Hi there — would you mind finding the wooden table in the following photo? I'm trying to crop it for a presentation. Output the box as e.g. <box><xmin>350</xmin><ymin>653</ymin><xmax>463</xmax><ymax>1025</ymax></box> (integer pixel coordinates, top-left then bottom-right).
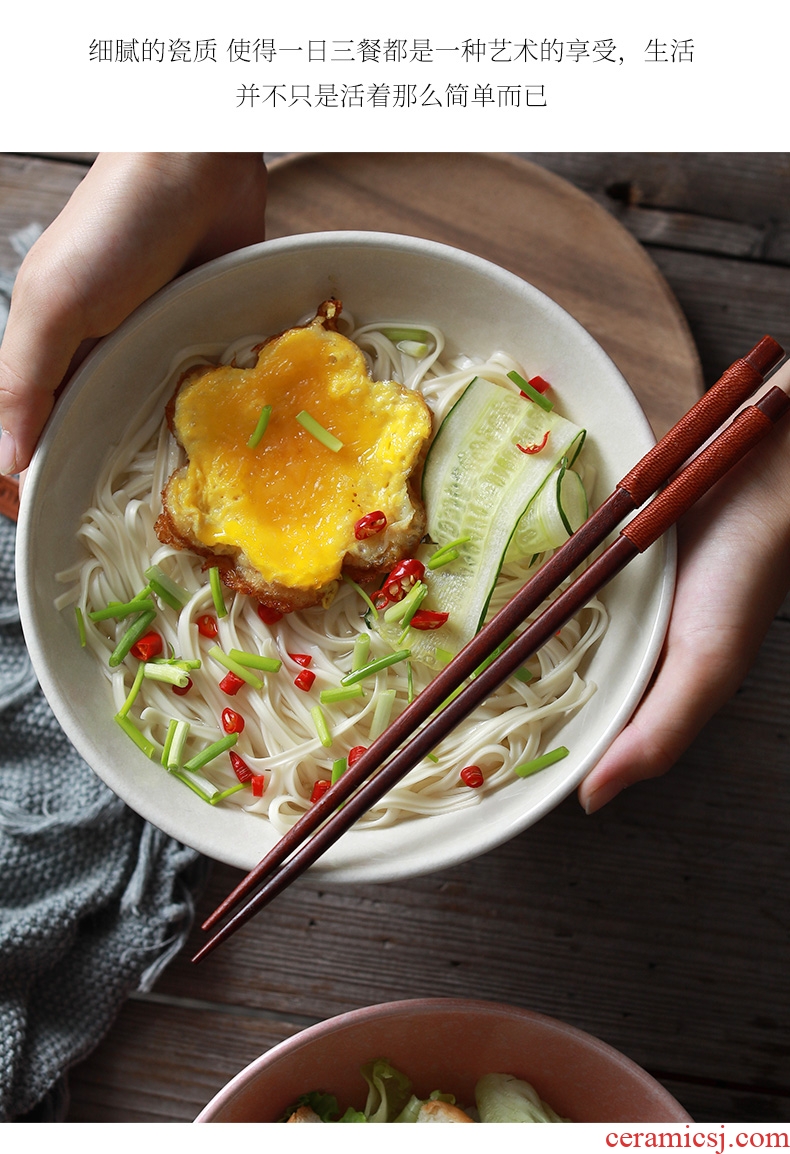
<box><xmin>2</xmin><ymin>152</ymin><xmax>790</xmax><ymax>1124</ymax></box>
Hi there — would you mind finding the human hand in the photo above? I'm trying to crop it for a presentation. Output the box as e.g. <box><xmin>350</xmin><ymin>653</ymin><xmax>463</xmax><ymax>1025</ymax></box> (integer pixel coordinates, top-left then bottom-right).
<box><xmin>0</xmin><ymin>152</ymin><xmax>268</xmax><ymax>476</ymax></box>
<box><xmin>579</xmin><ymin>363</ymin><xmax>790</xmax><ymax>814</ymax></box>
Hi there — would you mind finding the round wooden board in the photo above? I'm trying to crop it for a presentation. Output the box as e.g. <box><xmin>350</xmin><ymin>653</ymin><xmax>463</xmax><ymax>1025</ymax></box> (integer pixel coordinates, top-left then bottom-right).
<box><xmin>266</xmin><ymin>152</ymin><xmax>703</xmax><ymax>438</ymax></box>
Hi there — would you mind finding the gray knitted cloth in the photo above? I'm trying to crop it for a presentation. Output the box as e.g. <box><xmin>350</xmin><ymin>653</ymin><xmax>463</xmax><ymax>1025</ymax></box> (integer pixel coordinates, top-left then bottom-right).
<box><xmin>0</xmin><ymin>241</ymin><xmax>209</xmax><ymax>1122</ymax></box>
<box><xmin>0</xmin><ymin>515</ymin><xmax>209</xmax><ymax>1122</ymax></box>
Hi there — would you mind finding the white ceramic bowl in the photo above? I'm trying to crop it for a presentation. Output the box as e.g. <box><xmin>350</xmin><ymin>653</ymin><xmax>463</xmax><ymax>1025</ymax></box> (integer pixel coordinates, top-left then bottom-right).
<box><xmin>16</xmin><ymin>232</ymin><xmax>674</xmax><ymax>883</ymax></box>
<box><xmin>194</xmin><ymin>998</ymin><xmax>692</xmax><ymax>1122</ymax></box>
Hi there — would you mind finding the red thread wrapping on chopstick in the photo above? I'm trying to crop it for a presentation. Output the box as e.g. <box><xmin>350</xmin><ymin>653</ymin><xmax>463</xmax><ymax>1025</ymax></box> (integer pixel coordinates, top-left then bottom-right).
<box><xmin>623</xmin><ymin>406</ymin><xmax>774</xmax><ymax>553</ymax></box>
<box><xmin>619</xmin><ymin>335</ymin><xmax>783</xmax><ymax>506</ymax></box>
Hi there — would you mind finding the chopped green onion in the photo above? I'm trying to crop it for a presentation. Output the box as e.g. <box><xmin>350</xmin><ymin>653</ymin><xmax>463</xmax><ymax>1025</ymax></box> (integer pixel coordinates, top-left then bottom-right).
<box><xmin>513</xmin><ymin>746</ymin><xmax>569</xmax><ymax>778</ymax></box>
<box><xmin>400</xmin><ymin>589</ymin><xmax>429</xmax><ymax>635</ymax></box>
<box><xmin>89</xmin><ymin>595</ymin><xmax>155</xmax><ymax>622</ymax></box>
<box><xmin>426</xmin><ymin>752</ymin><xmax>440</xmax><ymax>764</ymax></box>
<box><xmin>369</xmin><ymin>688</ymin><xmax>396</xmax><ymax>740</ymax></box>
<box><xmin>143</xmin><ymin>662</ymin><xmax>190</xmax><ymax>688</ymax></box>
<box><xmin>381</xmin><ymin>326</ymin><xmax>431</xmax><ymax>344</ymax></box>
<box><xmin>311</xmin><ymin>704</ymin><xmax>333</xmax><ymax>748</ymax></box>
<box><xmin>75</xmin><ymin>606</ymin><xmax>87</xmax><ymax>647</ymax></box>
<box><xmin>407</xmin><ymin>662</ymin><xmax>415</xmax><ymax>704</ymax></box>
<box><xmin>434</xmin><ymin>647</ymin><xmax>454</xmax><ymax>668</ymax></box>
<box><xmin>118</xmin><ymin>660</ymin><xmax>146</xmax><ymax>718</ymax></box>
<box><xmin>161</xmin><ymin>719</ymin><xmax>178</xmax><ymax>767</ymax></box>
<box><xmin>183</xmin><ymin>732</ymin><xmax>238</xmax><ymax>773</ymax></box>
<box><xmin>208</xmin><ymin>646</ymin><xmax>263</xmax><ymax>690</ymax></box>
<box><xmin>396</xmin><ymin>339</ymin><xmax>429</xmax><ymax>358</ymax></box>
<box><xmin>166</xmin><ymin>719</ymin><xmax>191</xmax><ymax>770</ymax></box>
<box><xmin>427</xmin><ymin>535</ymin><xmax>470</xmax><ymax>570</ymax></box>
<box><xmin>331</xmin><ymin>757</ymin><xmax>347</xmax><ymax>784</ymax></box>
<box><xmin>109</xmin><ymin>609</ymin><xmax>158</xmax><ymax>667</ymax></box>
<box><xmin>427</xmin><ymin>547</ymin><xmax>459</xmax><ymax>570</ymax></box>
<box><xmin>209</xmin><ymin>566</ymin><xmax>227</xmax><ymax>618</ymax></box>
<box><xmin>296</xmin><ymin>409</ymin><xmax>343</xmax><ymax>452</ymax></box>
<box><xmin>151</xmin><ymin>656</ymin><xmax>201</xmax><ymax>671</ymax></box>
<box><xmin>384</xmin><ymin>581</ymin><xmax>426</xmax><ymax>624</ymax></box>
<box><xmin>114</xmin><ymin>712</ymin><xmax>156</xmax><ymax>759</ymax></box>
<box><xmin>210</xmin><ymin>782</ymin><xmax>248</xmax><ymax>805</ymax></box>
<box><xmin>342</xmin><ymin>574</ymin><xmax>379</xmax><ymax>617</ymax></box>
<box><xmin>438</xmin><ymin>534</ymin><xmax>470</xmax><ymax>552</ymax></box>
<box><xmin>320</xmin><ymin>684</ymin><xmax>366</xmax><ymax>705</ymax></box>
<box><xmin>227</xmin><ymin>648</ymin><xmax>282</xmax><ymax>673</ymax></box>
<box><xmin>170</xmin><ymin>769</ymin><xmax>214</xmax><ymax>802</ymax></box>
<box><xmin>507</xmin><ymin>369</ymin><xmax>553</xmax><ymax>411</ymax></box>
<box><xmin>513</xmin><ymin>668</ymin><xmax>533</xmax><ymax>684</ymax></box>
<box><xmin>340</xmin><ymin>649</ymin><xmax>411</xmax><ymax>686</ymax></box>
<box><xmin>247</xmin><ymin>403</ymin><xmax>272</xmax><ymax>449</ymax></box>
<box><xmin>144</xmin><ymin>564</ymin><xmax>189</xmax><ymax>610</ymax></box>
<box><xmin>351</xmin><ymin>632</ymin><xmax>371</xmax><ymax>671</ymax></box>
<box><xmin>384</xmin><ymin>581</ymin><xmax>426</xmax><ymax>628</ymax></box>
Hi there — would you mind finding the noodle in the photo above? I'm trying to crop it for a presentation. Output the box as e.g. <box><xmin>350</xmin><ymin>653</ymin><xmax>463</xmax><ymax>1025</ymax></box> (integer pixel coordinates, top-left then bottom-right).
<box><xmin>57</xmin><ymin>311</ymin><xmax>608</xmax><ymax>832</ymax></box>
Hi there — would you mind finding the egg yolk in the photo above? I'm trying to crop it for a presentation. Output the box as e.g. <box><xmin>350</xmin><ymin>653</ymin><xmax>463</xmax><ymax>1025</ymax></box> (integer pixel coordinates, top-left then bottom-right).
<box><xmin>167</xmin><ymin>318</ymin><xmax>431</xmax><ymax>591</ymax></box>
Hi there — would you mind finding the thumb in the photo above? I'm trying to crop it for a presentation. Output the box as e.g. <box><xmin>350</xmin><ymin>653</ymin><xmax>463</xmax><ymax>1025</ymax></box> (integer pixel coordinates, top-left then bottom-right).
<box><xmin>578</xmin><ymin>612</ymin><xmax>767</xmax><ymax>815</ymax></box>
<box><xmin>577</xmin><ymin>630</ymin><xmax>726</xmax><ymax>815</ymax></box>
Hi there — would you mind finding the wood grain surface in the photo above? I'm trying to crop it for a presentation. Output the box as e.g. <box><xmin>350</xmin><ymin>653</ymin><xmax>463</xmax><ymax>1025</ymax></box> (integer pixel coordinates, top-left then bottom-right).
<box><xmin>265</xmin><ymin>152</ymin><xmax>703</xmax><ymax>437</ymax></box>
<box><xmin>2</xmin><ymin>152</ymin><xmax>789</xmax><ymax>1126</ymax></box>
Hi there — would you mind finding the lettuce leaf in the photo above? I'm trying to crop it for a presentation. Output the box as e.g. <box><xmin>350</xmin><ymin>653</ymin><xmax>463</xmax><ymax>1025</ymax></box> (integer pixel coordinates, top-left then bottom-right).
<box><xmin>475</xmin><ymin>1073</ymin><xmax>568</xmax><ymax>1123</ymax></box>
<box><xmin>338</xmin><ymin>1106</ymin><xmax>368</xmax><ymax>1123</ymax></box>
<box><xmin>360</xmin><ymin>1059</ymin><xmax>414</xmax><ymax>1122</ymax></box>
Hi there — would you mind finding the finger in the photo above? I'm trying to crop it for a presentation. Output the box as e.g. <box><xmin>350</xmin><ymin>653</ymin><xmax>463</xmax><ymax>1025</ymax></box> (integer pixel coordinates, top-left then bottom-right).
<box><xmin>578</xmin><ymin>569</ymin><xmax>777</xmax><ymax>815</ymax></box>
<box><xmin>577</xmin><ymin>632</ymin><xmax>722</xmax><ymax>814</ymax></box>
<box><xmin>0</xmin><ymin>272</ymin><xmax>87</xmax><ymax>473</ymax></box>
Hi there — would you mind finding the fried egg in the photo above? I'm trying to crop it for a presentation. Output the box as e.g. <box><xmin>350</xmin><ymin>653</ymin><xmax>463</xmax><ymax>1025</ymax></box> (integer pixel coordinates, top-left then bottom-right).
<box><xmin>156</xmin><ymin>302</ymin><xmax>432</xmax><ymax>610</ymax></box>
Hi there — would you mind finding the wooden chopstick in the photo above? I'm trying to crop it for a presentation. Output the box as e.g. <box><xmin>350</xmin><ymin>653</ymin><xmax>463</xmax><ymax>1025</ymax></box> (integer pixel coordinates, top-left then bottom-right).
<box><xmin>193</xmin><ymin>338</ymin><xmax>785</xmax><ymax>963</ymax></box>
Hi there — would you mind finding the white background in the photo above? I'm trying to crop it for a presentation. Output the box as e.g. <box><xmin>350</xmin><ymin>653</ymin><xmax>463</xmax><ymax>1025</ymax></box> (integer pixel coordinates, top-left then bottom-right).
<box><xmin>1</xmin><ymin>0</ymin><xmax>786</xmax><ymax>151</ymax></box>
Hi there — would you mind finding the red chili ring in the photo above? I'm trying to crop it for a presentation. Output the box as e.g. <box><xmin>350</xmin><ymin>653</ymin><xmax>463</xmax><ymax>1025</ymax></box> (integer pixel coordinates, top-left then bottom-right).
<box><xmin>310</xmin><ymin>779</ymin><xmax>331</xmax><ymax>804</ymax></box>
<box><xmin>409</xmin><ymin>609</ymin><xmax>450</xmax><ymax>631</ymax></box>
<box><xmin>197</xmin><ymin>614</ymin><xmax>218</xmax><ymax>638</ymax></box>
<box><xmin>354</xmin><ymin>510</ymin><xmax>388</xmax><ymax>540</ymax></box>
<box><xmin>230</xmin><ymin>751</ymin><xmax>254</xmax><ymax>782</ymax></box>
<box><xmin>221</xmin><ymin>707</ymin><xmax>245</xmax><ymax>734</ymax></box>
<box><xmin>257</xmin><ymin>603</ymin><xmax>283</xmax><ymax>625</ymax></box>
<box><xmin>460</xmin><ymin>765</ymin><xmax>484</xmax><ymax>789</ymax></box>
<box><xmin>219</xmin><ymin>670</ymin><xmax>245</xmax><ymax>696</ymax></box>
<box><xmin>294</xmin><ymin>669</ymin><xmax>316</xmax><ymax>692</ymax></box>
<box><xmin>130</xmin><ymin>631</ymin><xmax>163</xmax><ymax>661</ymax></box>
<box><xmin>288</xmin><ymin>652</ymin><xmax>313</xmax><ymax>668</ymax></box>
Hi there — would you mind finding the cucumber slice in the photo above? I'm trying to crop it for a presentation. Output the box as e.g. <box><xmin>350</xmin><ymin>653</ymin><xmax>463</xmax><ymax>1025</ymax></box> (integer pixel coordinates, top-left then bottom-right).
<box><xmin>376</xmin><ymin>377</ymin><xmax>588</xmax><ymax>668</ymax></box>
<box><xmin>504</xmin><ymin>459</ymin><xmax>589</xmax><ymax>562</ymax></box>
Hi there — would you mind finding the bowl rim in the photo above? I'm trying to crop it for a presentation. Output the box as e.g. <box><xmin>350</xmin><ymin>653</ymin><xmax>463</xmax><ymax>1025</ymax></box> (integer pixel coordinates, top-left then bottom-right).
<box><xmin>16</xmin><ymin>229</ymin><xmax>676</xmax><ymax>883</ymax></box>
<box><xmin>193</xmin><ymin>995</ymin><xmax>692</xmax><ymax>1123</ymax></box>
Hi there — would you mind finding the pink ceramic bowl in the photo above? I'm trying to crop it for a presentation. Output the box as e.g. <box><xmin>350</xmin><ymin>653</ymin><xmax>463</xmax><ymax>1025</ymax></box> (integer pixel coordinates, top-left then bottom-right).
<box><xmin>194</xmin><ymin>998</ymin><xmax>692</xmax><ymax>1123</ymax></box>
